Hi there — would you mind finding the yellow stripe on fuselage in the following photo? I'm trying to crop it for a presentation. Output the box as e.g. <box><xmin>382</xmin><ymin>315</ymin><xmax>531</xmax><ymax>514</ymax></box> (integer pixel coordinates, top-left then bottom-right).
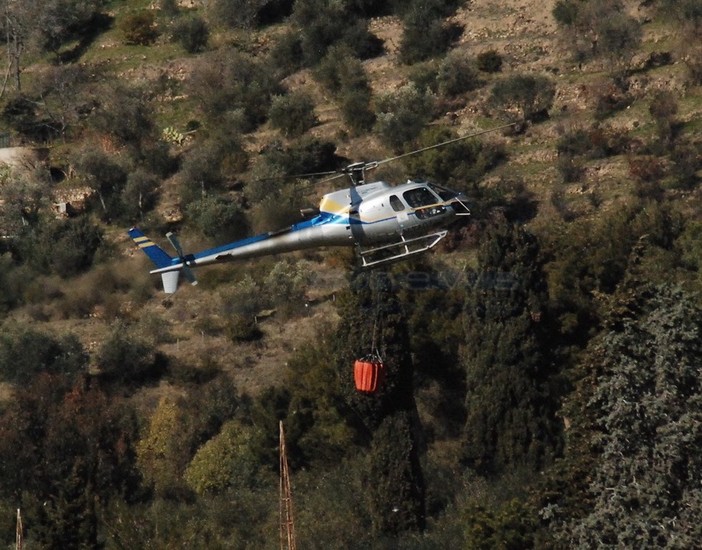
<box><xmin>319</xmin><ymin>196</ymin><xmax>351</xmax><ymax>215</ymax></box>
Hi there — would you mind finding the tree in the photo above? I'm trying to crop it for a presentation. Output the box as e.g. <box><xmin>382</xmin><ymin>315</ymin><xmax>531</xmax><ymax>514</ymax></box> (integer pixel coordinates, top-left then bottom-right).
<box><xmin>95</xmin><ymin>324</ymin><xmax>165</xmax><ymax>386</ymax></box>
<box><xmin>121</xmin><ymin>168</ymin><xmax>159</xmax><ymax>222</ymax></box>
<box><xmin>374</xmin><ymin>83</ymin><xmax>434</xmax><ymax>150</ymax></box>
<box><xmin>184</xmin><ymin>420</ymin><xmax>260</xmax><ymax>495</ymax></box>
<box><xmin>0</xmin><ymin>325</ymin><xmax>86</xmax><ymax>384</ymax></box>
<box><xmin>334</xmin><ymin>270</ymin><xmax>426</xmax><ymax>534</ymax></box>
<box><xmin>315</xmin><ymin>47</ymin><xmax>375</xmax><ymax>134</ymax></box>
<box><xmin>90</xmin><ymin>83</ymin><xmax>156</xmax><ymax>152</ymax></box>
<box><xmin>119</xmin><ymin>10</ymin><xmax>158</xmax><ymax>46</ymax></box>
<box><xmin>365</xmin><ymin>410</ymin><xmax>426</xmax><ymax>534</ymax></box>
<box><xmin>186</xmin><ymin>195</ymin><xmax>250</xmax><ymax>243</ymax></box>
<box><xmin>172</xmin><ymin>15</ymin><xmax>209</xmax><ymax>53</ymax></box>
<box><xmin>72</xmin><ymin>147</ymin><xmax>127</xmax><ymax>218</ymax></box>
<box><xmin>187</xmin><ymin>49</ymin><xmax>281</xmax><ymax>130</ymax></box>
<box><xmin>0</xmin><ymin>165</ymin><xmax>52</xmax><ymax>231</ymax></box>
<box><xmin>0</xmin><ymin>0</ymin><xmax>33</xmax><ymax>93</ymax></box>
<box><xmin>0</xmin><ymin>376</ymin><xmax>142</xmax><ymax>547</ymax></box>
<box><xmin>549</xmin><ymin>285</ymin><xmax>702</xmax><ymax>547</ymax></box>
<box><xmin>398</xmin><ymin>0</ymin><xmax>464</xmax><ymax>64</ymax></box>
<box><xmin>292</xmin><ymin>0</ymin><xmax>383</xmax><ymax>65</ymax></box>
<box><xmin>268</xmin><ymin>91</ymin><xmax>317</xmax><ymax>137</ymax></box>
<box><xmin>136</xmin><ymin>396</ymin><xmax>191</xmax><ymax>497</ymax></box>
<box><xmin>490</xmin><ymin>73</ymin><xmax>555</xmax><ymax>123</ymax></box>
<box><xmin>436</xmin><ymin>50</ymin><xmax>481</xmax><ymax>97</ymax></box>
<box><xmin>462</xmin><ymin>216</ymin><xmax>563</xmax><ymax>476</ymax></box>
<box><xmin>33</xmin><ymin>0</ymin><xmax>108</xmax><ymax>56</ymax></box>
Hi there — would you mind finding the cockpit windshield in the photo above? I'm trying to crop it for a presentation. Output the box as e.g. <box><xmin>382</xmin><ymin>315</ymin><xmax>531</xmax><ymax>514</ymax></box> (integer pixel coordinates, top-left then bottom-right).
<box><xmin>403</xmin><ymin>187</ymin><xmax>439</xmax><ymax>208</ymax></box>
<box><xmin>428</xmin><ymin>184</ymin><xmax>457</xmax><ymax>201</ymax></box>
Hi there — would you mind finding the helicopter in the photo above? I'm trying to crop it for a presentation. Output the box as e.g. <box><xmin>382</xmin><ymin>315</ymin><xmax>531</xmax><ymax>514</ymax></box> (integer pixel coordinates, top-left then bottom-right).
<box><xmin>129</xmin><ymin>123</ymin><xmax>514</xmax><ymax>293</ymax></box>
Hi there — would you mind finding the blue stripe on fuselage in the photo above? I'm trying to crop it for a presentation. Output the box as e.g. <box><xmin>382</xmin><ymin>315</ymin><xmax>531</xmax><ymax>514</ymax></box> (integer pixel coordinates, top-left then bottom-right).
<box><xmin>191</xmin><ymin>212</ymin><xmax>340</xmax><ymax>261</ymax></box>
<box><xmin>189</xmin><ymin>209</ymin><xmax>405</xmax><ymax>262</ymax></box>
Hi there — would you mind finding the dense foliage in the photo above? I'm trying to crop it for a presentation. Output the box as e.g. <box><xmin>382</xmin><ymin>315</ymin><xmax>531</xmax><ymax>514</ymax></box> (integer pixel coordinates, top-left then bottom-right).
<box><xmin>0</xmin><ymin>0</ymin><xmax>701</xmax><ymax>547</ymax></box>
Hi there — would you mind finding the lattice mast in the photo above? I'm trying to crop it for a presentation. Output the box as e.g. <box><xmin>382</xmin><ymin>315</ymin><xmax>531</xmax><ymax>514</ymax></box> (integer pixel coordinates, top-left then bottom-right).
<box><xmin>279</xmin><ymin>421</ymin><xmax>297</xmax><ymax>550</ymax></box>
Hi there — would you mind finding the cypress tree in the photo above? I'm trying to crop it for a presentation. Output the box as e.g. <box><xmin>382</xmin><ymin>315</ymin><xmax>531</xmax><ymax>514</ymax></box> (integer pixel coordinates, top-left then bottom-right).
<box><xmin>335</xmin><ymin>269</ymin><xmax>426</xmax><ymax>534</ymax></box>
<box><xmin>462</xmin><ymin>216</ymin><xmax>562</xmax><ymax>476</ymax></box>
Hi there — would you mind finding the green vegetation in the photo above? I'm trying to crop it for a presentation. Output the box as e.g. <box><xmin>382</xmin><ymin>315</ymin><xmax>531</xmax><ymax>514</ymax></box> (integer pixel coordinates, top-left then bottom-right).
<box><xmin>0</xmin><ymin>0</ymin><xmax>701</xmax><ymax>547</ymax></box>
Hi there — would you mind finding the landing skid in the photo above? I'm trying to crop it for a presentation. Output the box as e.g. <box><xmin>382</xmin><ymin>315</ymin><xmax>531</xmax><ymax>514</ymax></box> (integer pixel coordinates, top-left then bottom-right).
<box><xmin>359</xmin><ymin>230</ymin><xmax>448</xmax><ymax>268</ymax></box>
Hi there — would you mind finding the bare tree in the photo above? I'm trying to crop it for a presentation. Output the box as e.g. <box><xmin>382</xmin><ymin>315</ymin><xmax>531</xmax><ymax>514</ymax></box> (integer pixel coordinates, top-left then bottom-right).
<box><xmin>0</xmin><ymin>0</ymin><xmax>32</xmax><ymax>95</ymax></box>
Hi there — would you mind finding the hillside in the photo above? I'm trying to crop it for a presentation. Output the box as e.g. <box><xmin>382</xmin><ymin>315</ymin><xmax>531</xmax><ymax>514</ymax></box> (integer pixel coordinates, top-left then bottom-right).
<box><xmin>1</xmin><ymin>0</ymin><xmax>702</xmax><ymax>547</ymax></box>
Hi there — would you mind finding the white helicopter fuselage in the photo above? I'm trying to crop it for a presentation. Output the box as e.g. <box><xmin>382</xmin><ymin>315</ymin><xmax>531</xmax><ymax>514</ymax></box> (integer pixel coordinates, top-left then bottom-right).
<box><xmin>187</xmin><ymin>180</ymin><xmax>461</xmax><ymax>262</ymax></box>
<box><xmin>129</xmin><ymin>179</ymin><xmax>469</xmax><ymax>292</ymax></box>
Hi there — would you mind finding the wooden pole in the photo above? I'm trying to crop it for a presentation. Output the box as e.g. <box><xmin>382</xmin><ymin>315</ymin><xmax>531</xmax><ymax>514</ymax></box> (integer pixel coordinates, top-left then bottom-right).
<box><xmin>16</xmin><ymin>508</ymin><xmax>22</xmax><ymax>550</ymax></box>
<box><xmin>279</xmin><ymin>421</ymin><xmax>296</xmax><ymax>550</ymax></box>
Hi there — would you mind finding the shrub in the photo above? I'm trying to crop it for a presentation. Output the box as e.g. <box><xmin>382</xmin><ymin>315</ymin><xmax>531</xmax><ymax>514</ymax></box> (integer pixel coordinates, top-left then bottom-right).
<box><xmin>186</xmin><ymin>196</ymin><xmax>250</xmax><ymax>243</ymax></box>
<box><xmin>187</xmin><ymin>49</ymin><xmax>281</xmax><ymax>130</ymax></box>
<box><xmin>593</xmin><ymin>80</ymin><xmax>633</xmax><ymax>120</ymax></box>
<box><xmin>552</xmin><ymin>0</ymin><xmax>579</xmax><ymax>26</ymax></box>
<box><xmin>477</xmin><ymin>49</ymin><xmax>503</xmax><ymax>73</ymax></box>
<box><xmin>251</xmin><ymin>137</ymin><xmax>340</xmax><ymax>183</ymax></box>
<box><xmin>263</xmin><ymin>259</ymin><xmax>311</xmax><ymax>316</ymax></box>
<box><xmin>120</xmin><ymin>10</ymin><xmax>159</xmax><ymax>46</ymax></box>
<box><xmin>670</xmin><ymin>140</ymin><xmax>701</xmax><ymax>189</ymax></box>
<box><xmin>178</xmin><ymin>135</ymin><xmax>247</xmax><ymax>203</ymax></box>
<box><xmin>293</xmin><ymin>0</ymin><xmax>382</xmax><ymax>65</ymax></box>
<box><xmin>0</xmin><ymin>326</ymin><xmax>87</xmax><ymax>384</ymax></box>
<box><xmin>404</xmin><ymin>126</ymin><xmax>506</xmax><ymax>189</ymax></box>
<box><xmin>248</xmin><ymin>182</ymin><xmax>306</xmax><ymax>233</ymax></box>
<box><xmin>225</xmin><ymin>314</ymin><xmax>263</xmax><ymax>342</ymax></box>
<box><xmin>400</xmin><ymin>18</ymin><xmax>463</xmax><ymax>65</ymax></box>
<box><xmin>268</xmin><ymin>91</ymin><xmax>317</xmax><ymax>137</ymax></box>
<box><xmin>96</xmin><ymin>325</ymin><xmax>165</xmax><ymax>386</ymax></box>
<box><xmin>207</xmin><ymin>0</ymin><xmax>261</xmax><ymax>28</ymax></box>
<box><xmin>47</xmin><ymin>216</ymin><xmax>104</xmax><ymax>278</ymax></box>
<box><xmin>269</xmin><ymin>31</ymin><xmax>304</xmax><ymax>75</ymax></box>
<box><xmin>315</xmin><ymin>47</ymin><xmax>375</xmax><ymax>134</ymax></box>
<box><xmin>684</xmin><ymin>43</ymin><xmax>702</xmax><ymax>84</ymax></box>
<box><xmin>340</xmin><ymin>85</ymin><xmax>376</xmax><ymax>134</ymax></box>
<box><xmin>374</xmin><ymin>84</ymin><xmax>434</xmax><ymax>150</ymax></box>
<box><xmin>121</xmin><ymin>168</ymin><xmax>159</xmax><ymax>222</ymax></box>
<box><xmin>91</xmin><ymin>83</ymin><xmax>156</xmax><ymax>149</ymax></box>
<box><xmin>596</xmin><ymin>11</ymin><xmax>642</xmax><ymax>70</ymax></box>
<box><xmin>557</xmin><ymin>154</ymin><xmax>585</xmax><ymax>183</ymax></box>
<box><xmin>556</xmin><ymin>127</ymin><xmax>593</xmax><ymax>157</ymax></box>
<box><xmin>490</xmin><ymin>73</ymin><xmax>555</xmax><ymax>122</ymax></box>
<box><xmin>628</xmin><ymin>155</ymin><xmax>666</xmax><ymax>183</ymax></box>
<box><xmin>173</xmin><ymin>16</ymin><xmax>209</xmax><ymax>53</ymax></box>
<box><xmin>437</xmin><ymin>51</ymin><xmax>481</xmax><ymax>97</ymax></box>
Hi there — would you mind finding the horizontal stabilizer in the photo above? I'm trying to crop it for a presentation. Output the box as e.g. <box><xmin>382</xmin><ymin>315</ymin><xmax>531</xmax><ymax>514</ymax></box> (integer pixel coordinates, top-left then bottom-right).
<box><xmin>128</xmin><ymin>227</ymin><xmax>173</xmax><ymax>269</ymax></box>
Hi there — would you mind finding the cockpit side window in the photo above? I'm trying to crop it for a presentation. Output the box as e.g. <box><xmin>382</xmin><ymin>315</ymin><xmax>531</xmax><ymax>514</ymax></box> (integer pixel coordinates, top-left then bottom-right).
<box><xmin>403</xmin><ymin>187</ymin><xmax>438</xmax><ymax>208</ymax></box>
<box><xmin>389</xmin><ymin>195</ymin><xmax>405</xmax><ymax>212</ymax></box>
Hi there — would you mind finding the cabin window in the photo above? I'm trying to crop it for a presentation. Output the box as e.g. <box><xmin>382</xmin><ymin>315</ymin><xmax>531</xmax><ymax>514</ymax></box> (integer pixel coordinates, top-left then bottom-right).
<box><xmin>403</xmin><ymin>187</ymin><xmax>438</xmax><ymax>208</ymax></box>
<box><xmin>389</xmin><ymin>195</ymin><xmax>405</xmax><ymax>212</ymax></box>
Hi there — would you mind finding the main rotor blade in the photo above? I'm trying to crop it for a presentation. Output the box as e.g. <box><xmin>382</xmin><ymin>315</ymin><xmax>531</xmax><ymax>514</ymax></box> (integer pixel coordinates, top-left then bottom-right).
<box><xmin>310</xmin><ymin>122</ymin><xmax>517</xmax><ymax>186</ymax></box>
<box><xmin>376</xmin><ymin>122</ymin><xmax>517</xmax><ymax>167</ymax></box>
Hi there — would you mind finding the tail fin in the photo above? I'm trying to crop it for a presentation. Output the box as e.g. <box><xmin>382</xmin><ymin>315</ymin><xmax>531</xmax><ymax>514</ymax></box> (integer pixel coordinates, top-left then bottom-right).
<box><xmin>128</xmin><ymin>227</ymin><xmax>180</xmax><ymax>293</ymax></box>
